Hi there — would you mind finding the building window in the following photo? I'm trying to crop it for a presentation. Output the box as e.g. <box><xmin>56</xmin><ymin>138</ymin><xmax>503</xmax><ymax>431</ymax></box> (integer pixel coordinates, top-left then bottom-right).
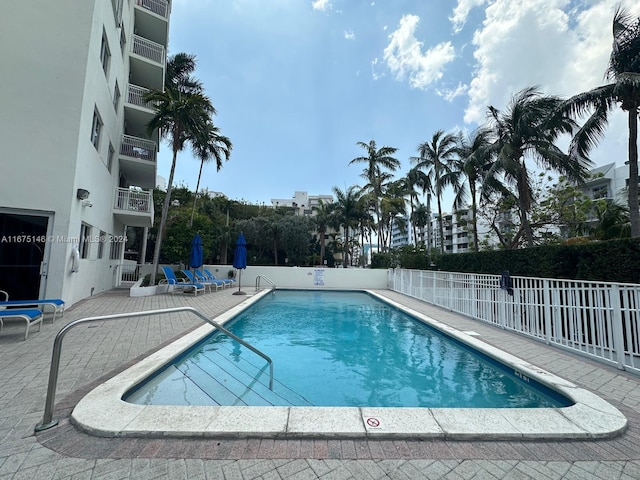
<box><xmin>100</xmin><ymin>30</ymin><xmax>111</xmax><ymax>76</ymax></box>
<box><xmin>98</xmin><ymin>231</ymin><xmax>106</xmax><ymax>259</ymax></box>
<box><xmin>113</xmin><ymin>82</ymin><xmax>121</xmax><ymax>111</ymax></box>
<box><xmin>120</xmin><ymin>27</ymin><xmax>126</xmax><ymax>53</ymax></box>
<box><xmin>79</xmin><ymin>223</ymin><xmax>91</xmax><ymax>259</ymax></box>
<box><xmin>91</xmin><ymin>108</ymin><xmax>102</xmax><ymax>149</ymax></box>
<box><xmin>107</xmin><ymin>143</ymin><xmax>115</xmax><ymax>172</ymax></box>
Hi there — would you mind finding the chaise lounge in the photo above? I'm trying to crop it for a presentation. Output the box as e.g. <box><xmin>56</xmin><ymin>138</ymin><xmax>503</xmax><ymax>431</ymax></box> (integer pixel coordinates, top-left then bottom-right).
<box><xmin>0</xmin><ymin>290</ymin><xmax>65</xmax><ymax>322</ymax></box>
<box><xmin>182</xmin><ymin>270</ymin><xmax>222</xmax><ymax>292</ymax></box>
<box><xmin>0</xmin><ymin>309</ymin><xmax>43</xmax><ymax>340</ymax></box>
<box><xmin>160</xmin><ymin>267</ymin><xmax>205</xmax><ymax>296</ymax></box>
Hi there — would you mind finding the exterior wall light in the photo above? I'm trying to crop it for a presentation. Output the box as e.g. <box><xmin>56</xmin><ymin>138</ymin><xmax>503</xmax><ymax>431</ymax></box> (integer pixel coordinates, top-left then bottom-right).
<box><xmin>77</xmin><ymin>189</ymin><xmax>91</xmax><ymax>200</ymax></box>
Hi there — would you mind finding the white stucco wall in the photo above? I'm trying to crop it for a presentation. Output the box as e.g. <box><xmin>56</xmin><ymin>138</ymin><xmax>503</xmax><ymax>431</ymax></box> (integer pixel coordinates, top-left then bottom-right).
<box><xmin>204</xmin><ymin>265</ymin><xmax>388</xmax><ymax>290</ymax></box>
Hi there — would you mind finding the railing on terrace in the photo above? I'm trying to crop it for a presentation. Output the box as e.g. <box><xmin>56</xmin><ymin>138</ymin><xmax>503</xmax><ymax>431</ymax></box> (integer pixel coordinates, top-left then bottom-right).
<box><xmin>120</xmin><ymin>135</ymin><xmax>156</xmax><ymax>162</ymax></box>
<box><xmin>114</xmin><ymin>188</ymin><xmax>153</xmax><ymax>214</ymax></box>
<box><xmin>132</xmin><ymin>34</ymin><xmax>165</xmax><ymax>65</ymax></box>
<box><xmin>389</xmin><ymin>268</ymin><xmax>640</xmax><ymax>375</ymax></box>
<box><xmin>136</xmin><ymin>0</ymin><xmax>170</xmax><ymax>19</ymax></box>
<box><xmin>126</xmin><ymin>83</ymin><xmax>154</xmax><ymax>110</ymax></box>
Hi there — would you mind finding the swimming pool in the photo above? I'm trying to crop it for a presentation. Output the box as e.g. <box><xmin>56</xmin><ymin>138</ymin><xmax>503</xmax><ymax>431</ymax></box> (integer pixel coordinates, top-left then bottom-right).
<box><xmin>124</xmin><ymin>290</ymin><xmax>571</xmax><ymax>408</ymax></box>
<box><xmin>71</xmin><ymin>289</ymin><xmax>628</xmax><ymax>439</ymax></box>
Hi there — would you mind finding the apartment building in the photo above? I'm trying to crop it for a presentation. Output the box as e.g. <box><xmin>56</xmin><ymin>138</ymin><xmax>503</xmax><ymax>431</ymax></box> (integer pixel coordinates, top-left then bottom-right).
<box><xmin>270</xmin><ymin>191</ymin><xmax>334</xmax><ymax>216</ymax></box>
<box><xmin>0</xmin><ymin>0</ymin><xmax>170</xmax><ymax>305</ymax></box>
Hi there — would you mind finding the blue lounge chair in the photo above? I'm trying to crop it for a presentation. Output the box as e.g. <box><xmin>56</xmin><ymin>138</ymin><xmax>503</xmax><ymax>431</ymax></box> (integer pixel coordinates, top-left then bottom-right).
<box><xmin>0</xmin><ymin>290</ymin><xmax>64</xmax><ymax>322</ymax></box>
<box><xmin>203</xmin><ymin>268</ymin><xmax>235</xmax><ymax>287</ymax></box>
<box><xmin>194</xmin><ymin>269</ymin><xmax>226</xmax><ymax>290</ymax></box>
<box><xmin>182</xmin><ymin>269</ymin><xmax>221</xmax><ymax>292</ymax></box>
<box><xmin>160</xmin><ymin>267</ymin><xmax>205</xmax><ymax>296</ymax></box>
<box><xmin>0</xmin><ymin>308</ymin><xmax>43</xmax><ymax>340</ymax></box>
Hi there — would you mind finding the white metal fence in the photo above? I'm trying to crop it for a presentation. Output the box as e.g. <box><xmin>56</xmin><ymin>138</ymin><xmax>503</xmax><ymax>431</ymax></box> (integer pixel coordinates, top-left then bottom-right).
<box><xmin>389</xmin><ymin>268</ymin><xmax>640</xmax><ymax>375</ymax></box>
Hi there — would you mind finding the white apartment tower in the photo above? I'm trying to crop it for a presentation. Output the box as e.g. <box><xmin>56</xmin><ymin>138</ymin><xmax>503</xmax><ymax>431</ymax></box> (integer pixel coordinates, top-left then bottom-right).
<box><xmin>0</xmin><ymin>0</ymin><xmax>170</xmax><ymax>305</ymax></box>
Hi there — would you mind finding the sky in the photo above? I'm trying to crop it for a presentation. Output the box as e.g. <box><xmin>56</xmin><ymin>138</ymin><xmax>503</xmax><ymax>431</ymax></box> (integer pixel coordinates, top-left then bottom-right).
<box><xmin>157</xmin><ymin>0</ymin><xmax>633</xmax><ymax>209</ymax></box>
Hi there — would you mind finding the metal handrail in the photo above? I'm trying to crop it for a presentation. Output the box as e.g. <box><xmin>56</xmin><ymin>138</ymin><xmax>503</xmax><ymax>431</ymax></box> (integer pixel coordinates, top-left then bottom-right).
<box><xmin>255</xmin><ymin>275</ymin><xmax>276</xmax><ymax>291</ymax></box>
<box><xmin>34</xmin><ymin>306</ymin><xmax>273</xmax><ymax>432</ymax></box>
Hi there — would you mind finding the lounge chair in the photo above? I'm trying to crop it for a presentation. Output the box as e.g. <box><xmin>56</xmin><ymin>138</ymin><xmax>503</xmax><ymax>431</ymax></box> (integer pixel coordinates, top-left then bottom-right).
<box><xmin>194</xmin><ymin>269</ymin><xmax>226</xmax><ymax>290</ymax></box>
<box><xmin>181</xmin><ymin>270</ymin><xmax>221</xmax><ymax>292</ymax></box>
<box><xmin>0</xmin><ymin>308</ymin><xmax>43</xmax><ymax>340</ymax></box>
<box><xmin>0</xmin><ymin>290</ymin><xmax>65</xmax><ymax>322</ymax></box>
<box><xmin>203</xmin><ymin>268</ymin><xmax>235</xmax><ymax>287</ymax></box>
<box><xmin>160</xmin><ymin>267</ymin><xmax>205</xmax><ymax>296</ymax></box>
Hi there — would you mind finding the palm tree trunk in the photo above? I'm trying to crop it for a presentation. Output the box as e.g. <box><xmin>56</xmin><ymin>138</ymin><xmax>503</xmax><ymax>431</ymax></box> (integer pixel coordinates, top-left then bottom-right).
<box><xmin>189</xmin><ymin>159</ymin><xmax>205</xmax><ymax>227</ymax></box>
<box><xmin>319</xmin><ymin>227</ymin><xmax>326</xmax><ymax>266</ymax></box>
<box><xmin>628</xmin><ymin>107</ymin><xmax>640</xmax><ymax>238</ymax></box>
<box><xmin>470</xmin><ymin>182</ymin><xmax>479</xmax><ymax>252</ymax></box>
<box><xmin>150</xmin><ymin>148</ymin><xmax>179</xmax><ymax>285</ymax></box>
<box><xmin>436</xmin><ymin>193</ymin><xmax>444</xmax><ymax>254</ymax></box>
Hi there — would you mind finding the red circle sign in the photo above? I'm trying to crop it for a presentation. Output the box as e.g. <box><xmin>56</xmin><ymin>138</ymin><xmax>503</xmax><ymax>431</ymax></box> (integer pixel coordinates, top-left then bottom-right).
<box><xmin>366</xmin><ymin>417</ymin><xmax>380</xmax><ymax>427</ymax></box>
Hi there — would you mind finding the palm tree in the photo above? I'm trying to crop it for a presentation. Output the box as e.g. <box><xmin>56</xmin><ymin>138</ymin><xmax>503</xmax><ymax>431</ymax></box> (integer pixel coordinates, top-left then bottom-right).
<box><xmin>332</xmin><ymin>186</ymin><xmax>363</xmax><ymax>267</ymax></box>
<box><xmin>563</xmin><ymin>6</ymin><xmax>640</xmax><ymax>237</ymax></box>
<box><xmin>403</xmin><ymin>166</ymin><xmax>430</xmax><ymax>246</ymax></box>
<box><xmin>350</xmin><ymin>140</ymin><xmax>400</xmax><ymax>252</ymax></box>
<box><xmin>411</xmin><ymin>130</ymin><xmax>459</xmax><ymax>254</ymax></box>
<box><xmin>452</xmin><ymin>128</ymin><xmax>493</xmax><ymax>251</ymax></box>
<box><xmin>486</xmin><ymin>86</ymin><xmax>591</xmax><ymax>247</ymax></box>
<box><xmin>312</xmin><ymin>199</ymin><xmax>335</xmax><ymax>266</ymax></box>
<box><xmin>189</xmin><ymin>123</ymin><xmax>232</xmax><ymax>227</ymax></box>
<box><xmin>145</xmin><ymin>53</ymin><xmax>219</xmax><ymax>284</ymax></box>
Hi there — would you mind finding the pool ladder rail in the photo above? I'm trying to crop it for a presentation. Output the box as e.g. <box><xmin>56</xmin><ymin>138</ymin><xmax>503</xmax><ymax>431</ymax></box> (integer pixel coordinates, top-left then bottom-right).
<box><xmin>34</xmin><ymin>306</ymin><xmax>274</xmax><ymax>432</ymax></box>
<box><xmin>255</xmin><ymin>275</ymin><xmax>276</xmax><ymax>292</ymax></box>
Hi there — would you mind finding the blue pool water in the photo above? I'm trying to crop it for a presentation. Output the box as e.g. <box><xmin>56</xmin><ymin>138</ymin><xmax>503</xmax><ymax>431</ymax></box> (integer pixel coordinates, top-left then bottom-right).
<box><xmin>125</xmin><ymin>290</ymin><xmax>573</xmax><ymax>408</ymax></box>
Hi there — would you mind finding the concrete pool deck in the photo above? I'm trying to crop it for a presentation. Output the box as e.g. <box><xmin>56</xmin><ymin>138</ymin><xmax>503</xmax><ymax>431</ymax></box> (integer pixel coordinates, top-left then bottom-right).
<box><xmin>70</xmin><ymin>289</ymin><xmax>627</xmax><ymax>441</ymax></box>
<box><xmin>1</xmin><ymin>287</ymin><xmax>639</xmax><ymax>479</ymax></box>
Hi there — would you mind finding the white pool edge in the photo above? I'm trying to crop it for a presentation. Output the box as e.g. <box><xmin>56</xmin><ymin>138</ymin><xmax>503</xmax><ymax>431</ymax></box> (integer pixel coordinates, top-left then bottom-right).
<box><xmin>70</xmin><ymin>289</ymin><xmax>628</xmax><ymax>440</ymax></box>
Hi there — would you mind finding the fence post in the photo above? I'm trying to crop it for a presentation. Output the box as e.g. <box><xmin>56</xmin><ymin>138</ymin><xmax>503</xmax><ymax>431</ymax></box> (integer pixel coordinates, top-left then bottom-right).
<box><xmin>610</xmin><ymin>284</ymin><xmax>626</xmax><ymax>370</ymax></box>
<box><xmin>542</xmin><ymin>279</ymin><xmax>552</xmax><ymax>345</ymax></box>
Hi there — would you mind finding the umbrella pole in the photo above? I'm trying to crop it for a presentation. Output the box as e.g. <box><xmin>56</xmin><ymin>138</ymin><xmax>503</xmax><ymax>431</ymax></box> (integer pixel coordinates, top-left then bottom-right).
<box><xmin>233</xmin><ymin>269</ymin><xmax>246</xmax><ymax>295</ymax></box>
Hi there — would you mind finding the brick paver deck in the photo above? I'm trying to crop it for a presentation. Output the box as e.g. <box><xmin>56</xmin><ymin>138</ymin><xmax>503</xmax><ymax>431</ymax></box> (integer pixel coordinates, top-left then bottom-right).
<box><xmin>1</xmin><ymin>287</ymin><xmax>639</xmax><ymax>479</ymax></box>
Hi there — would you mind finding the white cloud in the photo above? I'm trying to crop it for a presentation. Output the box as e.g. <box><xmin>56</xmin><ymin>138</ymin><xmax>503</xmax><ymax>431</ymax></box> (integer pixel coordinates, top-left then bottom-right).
<box><xmin>344</xmin><ymin>29</ymin><xmax>355</xmax><ymax>40</ymax></box>
<box><xmin>382</xmin><ymin>14</ymin><xmax>456</xmax><ymax>90</ymax></box>
<box><xmin>312</xmin><ymin>0</ymin><xmax>331</xmax><ymax>11</ymax></box>
<box><xmin>437</xmin><ymin>82</ymin><xmax>468</xmax><ymax>102</ymax></box>
<box><xmin>450</xmin><ymin>0</ymin><xmax>488</xmax><ymax>33</ymax></box>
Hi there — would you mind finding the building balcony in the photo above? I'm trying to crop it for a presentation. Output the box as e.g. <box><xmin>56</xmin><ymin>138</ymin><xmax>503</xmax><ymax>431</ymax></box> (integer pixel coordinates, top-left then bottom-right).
<box><xmin>134</xmin><ymin>0</ymin><xmax>169</xmax><ymax>46</ymax></box>
<box><xmin>119</xmin><ymin>135</ymin><xmax>157</xmax><ymax>190</ymax></box>
<box><xmin>129</xmin><ymin>35</ymin><xmax>165</xmax><ymax>90</ymax></box>
<box><xmin>136</xmin><ymin>0</ymin><xmax>170</xmax><ymax>19</ymax></box>
<box><xmin>113</xmin><ymin>188</ymin><xmax>154</xmax><ymax>228</ymax></box>
<box><xmin>124</xmin><ymin>83</ymin><xmax>158</xmax><ymax>142</ymax></box>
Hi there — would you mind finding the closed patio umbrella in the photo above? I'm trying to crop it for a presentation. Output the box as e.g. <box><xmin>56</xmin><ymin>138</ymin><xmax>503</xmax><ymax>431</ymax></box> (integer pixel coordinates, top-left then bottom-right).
<box><xmin>232</xmin><ymin>232</ymin><xmax>247</xmax><ymax>295</ymax></box>
<box><xmin>189</xmin><ymin>234</ymin><xmax>203</xmax><ymax>270</ymax></box>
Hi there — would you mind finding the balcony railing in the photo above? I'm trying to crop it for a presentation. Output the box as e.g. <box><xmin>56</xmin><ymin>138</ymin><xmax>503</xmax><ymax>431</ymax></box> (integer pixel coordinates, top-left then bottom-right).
<box><xmin>132</xmin><ymin>34</ymin><xmax>165</xmax><ymax>65</ymax></box>
<box><xmin>126</xmin><ymin>83</ymin><xmax>155</xmax><ymax>110</ymax></box>
<box><xmin>114</xmin><ymin>188</ymin><xmax>153</xmax><ymax>214</ymax></box>
<box><xmin>136</xmin><ymin>0</ymin><xmax>170</xmax><ymax>19</ymax></box>
<box><xmin>120</xmin><ymin>135</ymin><xmax>156</xmax><ymax>162</ymax></box>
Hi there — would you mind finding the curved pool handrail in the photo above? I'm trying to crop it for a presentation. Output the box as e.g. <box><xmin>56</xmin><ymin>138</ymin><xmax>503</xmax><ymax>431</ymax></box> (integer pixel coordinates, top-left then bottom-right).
<box><xmin>255</xmin><ymin>275</ymin><xmax>276</xmax><ymax>291</ymax></box>
<box><xmin>34</xmin><ymin>306</ymin><xmax>274</xmax><ymax>432</ymax></box>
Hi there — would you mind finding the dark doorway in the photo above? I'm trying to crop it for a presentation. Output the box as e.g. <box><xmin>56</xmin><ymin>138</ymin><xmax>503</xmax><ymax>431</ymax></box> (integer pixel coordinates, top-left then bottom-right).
<box><xmin>0</xmin><ymin>213</ymin><xmax>49</xmax><ymax>300</ymax></box>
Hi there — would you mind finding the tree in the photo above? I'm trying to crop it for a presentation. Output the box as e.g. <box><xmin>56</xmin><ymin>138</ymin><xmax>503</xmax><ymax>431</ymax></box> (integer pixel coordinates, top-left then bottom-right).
<box><xmin>145</xmin><ymin>53</ymin><xmax>223</xmax><ymax>284</ymax></box>
<box><xmin>402</xmin><ymin>166</ymin><xmax>430</xmax><ymax>246</ymax></box>
<box><xmin>311</xmin><ymin>199</ymin><xmax>335</xmax><ymax>266</ymax></box>
<box><xmin>350</xmin><ymin>140</ymin><xmax>400</xmax><ymax>252</ymax></box>
<box><xmin>189</xmin><ymin>124</ymin><xmax>232</xmax><ymax>227</ymax></box>
<box><xmin>563</xmin><ymin>5</ymin><xmax>640</xmax><ymax>237</ymax></box>
<box><xmin>332</xmin><ymin>186</ymin><xmax>364</xmax><ymax>267</ymax></box>
<box><xmin>412</xmin><ymin>130</ymin><xmax>459</xmax><ymax>254</ymax></box>
<box><xmin>485</xmin><ymin>86</ymin><xmax>591</xmax><ymax>247</ymax></box>
<box><xmin>452</xmin><ymin>128</ymin><xmax>493</xmax><ymax>252</ymax></box>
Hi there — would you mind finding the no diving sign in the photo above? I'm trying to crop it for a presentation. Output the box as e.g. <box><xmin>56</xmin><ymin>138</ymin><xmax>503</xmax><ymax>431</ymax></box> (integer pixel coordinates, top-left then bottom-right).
<box><xmin>365</xmin><ymin>417</ymin><xmax>381</xmax><ymax>428</ymax></box>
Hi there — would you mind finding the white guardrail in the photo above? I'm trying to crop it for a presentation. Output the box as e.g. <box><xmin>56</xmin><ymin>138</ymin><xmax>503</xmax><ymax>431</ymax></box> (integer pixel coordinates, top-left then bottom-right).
<box><xmin>388</xmin><ymin>268</ymin><xmax>640</xmax><ymax>375</ymax></box>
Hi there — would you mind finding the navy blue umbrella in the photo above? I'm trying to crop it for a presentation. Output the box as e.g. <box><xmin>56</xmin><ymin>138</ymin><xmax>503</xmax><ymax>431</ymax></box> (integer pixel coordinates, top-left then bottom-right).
<box><xmin>189</xmin><ymin>234</ymin><xmax>203</xmax><ymax>269</ymax></box>
<box><xmin>232</xmin><ymin>233</ymin><xmax>247</xmax><ymax>295</ymax></box>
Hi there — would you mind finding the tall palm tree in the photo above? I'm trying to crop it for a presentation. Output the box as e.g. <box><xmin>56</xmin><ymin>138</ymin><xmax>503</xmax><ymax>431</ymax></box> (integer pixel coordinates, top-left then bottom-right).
<box><xmin>452</xmin><ymin>128</ymin><xmax>493</xmax><ymax>251</ymax></box>
<box><xmin>312</xmin><ymin>199</ymin><xmax>335</xmax><ymax>266</ymax></box>
<box><xmin>563</xmin><ymin>6</ymin><xmax>640</xmax><ymax>237</ymax></box>
<box><xmin>189</xmin><ymin>124</ymin><xmax>233</xmax><ymax>226</ymax></box>
<box><xmin>145</xmin><ymin>53</ymin><xmax>219</xmax><ymax>284</ymax></box>
<box><xmin>486</xmin><ymin>86</ymin><xmax>591</xmax><ymax>247</ymax></box>
<box><xmin>403</xmin><ymin>166</ymin><xmax>430</xmax><ymax>246</ymax></box>
<box><xmin>350</xmin><ymin>140</ymin><xmax>400</xmax><ymax>252</ymax></box>
<box><xmin>332</xmin><ymin>185</ymin><xmax>363</xmax><ymax>267</ymax></box>
<box><xmin>411</xmin><ymin>130</ymin><xmax>459</xmax><ymax>254</ymax></box>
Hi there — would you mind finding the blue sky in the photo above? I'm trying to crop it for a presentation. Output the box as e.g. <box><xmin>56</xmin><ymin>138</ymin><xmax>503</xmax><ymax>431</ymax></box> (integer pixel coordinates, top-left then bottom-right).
<box><xmin>158</xmin><ymin>0</ymin><xmax>631</xmax><ymax>209</ymax></box>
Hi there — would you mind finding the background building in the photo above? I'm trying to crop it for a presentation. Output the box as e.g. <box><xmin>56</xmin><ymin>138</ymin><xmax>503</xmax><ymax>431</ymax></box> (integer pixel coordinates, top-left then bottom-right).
<box><xmin>0</xmin><ymin>0</ymin><xmax>170</xmax><ymax>305</ymax></box>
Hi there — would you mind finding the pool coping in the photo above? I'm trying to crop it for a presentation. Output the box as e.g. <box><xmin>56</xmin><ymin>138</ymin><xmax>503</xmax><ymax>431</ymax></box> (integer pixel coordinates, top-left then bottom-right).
<box><xmin>70</xmin><ymin>289</ymin><xmax>628</xmax><ymax>440</ymax></box>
